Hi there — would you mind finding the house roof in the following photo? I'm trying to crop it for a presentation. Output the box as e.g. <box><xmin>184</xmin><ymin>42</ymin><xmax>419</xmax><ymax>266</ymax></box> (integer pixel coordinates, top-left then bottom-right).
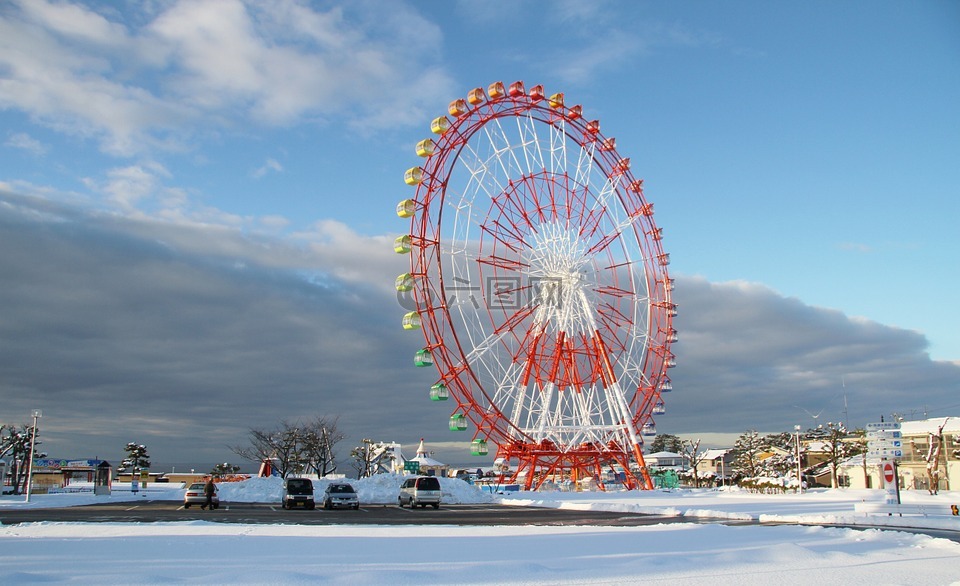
<box><xmin>647</xmin><ymin>451</ymin><xmax>682</xmax><ymax>458</ymax></box>
<box><xmin>899</xmin><ymin>416</ymin><xmax>959</xmax><ymax>436</ymax></box>
<box><xmin>411</xmin><ymin>438</ymin><xmax>446</xmax><ymax>468</ymax></box>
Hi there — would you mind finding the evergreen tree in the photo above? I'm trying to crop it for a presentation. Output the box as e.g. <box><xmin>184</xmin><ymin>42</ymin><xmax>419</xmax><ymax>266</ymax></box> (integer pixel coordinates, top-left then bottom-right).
<box><xmin>0</xmin><ymin>423</ymin><xmax>46</xmax><ymax>494</ymax></box>
<box><xmin>649</xmin><ymin>434</ymin><xmax>683</xmax><ymax>453</ymax></box>
<box><xmin>119</xmin><ymin>442</ymin><xmax>151</xmax><ymax>476</ymax></box>
<box><xmin>211</xmin><ymin>462</ymin><xmax>241</xmax><ymax>479</ymax></box>
<box><xmin>731</xmin><ymin>430</ymin><xmax>766</xmax><ymax>479</ymax></box>
<box><xmin>758</xmin><ymin>432</ymin><xmax>796</xmax><ymax>478</ymax></box>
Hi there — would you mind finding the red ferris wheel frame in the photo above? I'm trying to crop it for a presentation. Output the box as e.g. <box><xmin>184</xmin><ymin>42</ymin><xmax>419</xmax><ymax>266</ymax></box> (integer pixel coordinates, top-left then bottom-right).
<box><xmin>396</xmin><ymin>81</ymin><xmax>676</xmax><ymax>490</ymax></box>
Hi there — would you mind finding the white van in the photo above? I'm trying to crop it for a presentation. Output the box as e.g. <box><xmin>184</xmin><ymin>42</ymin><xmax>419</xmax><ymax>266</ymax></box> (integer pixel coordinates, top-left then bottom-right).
<box><xmin>398</xmin><ymin>476</ymin><xmax>441</xmax><ymax>509</ymax></box>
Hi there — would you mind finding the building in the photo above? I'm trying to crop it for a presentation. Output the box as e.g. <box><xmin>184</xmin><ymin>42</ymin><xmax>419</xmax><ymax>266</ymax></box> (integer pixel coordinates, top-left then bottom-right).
<box><xmin>645</xmin><ymin>451</ymin><xmax>684</xmax><ymax>469</ymax></box>
<box><xmin>7</xmin><ymin>459</ymin><xmax>111</xmax><ymax>494</ymax></box>
<box><xmin>839</xmin><ymin>416</ymin><xmax>958</xmax><ymax>491</ymax></box>
<box><xmin>695</xmin><ymin>449</ymin><xmax>735</xmax><ymax>486</ymax></box>
<box><xmin>409</xmin><ymin>438</ymin><xmax>448</xmax><ymax>477</ymax></box>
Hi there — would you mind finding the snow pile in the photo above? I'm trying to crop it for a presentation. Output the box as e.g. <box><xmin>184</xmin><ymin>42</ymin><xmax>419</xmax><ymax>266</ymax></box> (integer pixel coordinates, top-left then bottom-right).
<box><xmin>215</xmin><ymin>474</ymin><xmax>496</xmax><ymax>505</ymax></box>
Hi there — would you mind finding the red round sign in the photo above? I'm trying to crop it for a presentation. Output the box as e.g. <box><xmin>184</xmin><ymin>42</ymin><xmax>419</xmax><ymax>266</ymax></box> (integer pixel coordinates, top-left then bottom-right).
<box><xmin>882</xmin><ymin>461</ymin><xmax>895</xmax><ymax>484</ymax></box>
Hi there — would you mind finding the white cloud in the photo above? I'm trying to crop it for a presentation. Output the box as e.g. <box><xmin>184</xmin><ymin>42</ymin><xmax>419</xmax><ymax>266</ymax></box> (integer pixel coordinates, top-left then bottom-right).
<box><xmin>5</xmin><ymin>132</ymin><xmax>47</xmax><ymax>155</ymax></box>
<box><xmin>101</xmin><ymin>165</ymin><xmax>159</xmax><ymax>210</ymax></box>
<box><xmin>252</xmin><ymin>158</ymin><xmax>283</xmax><ymax>179</ymax></box>
<box><xmin>838</xmin><ymin>241</ymin><xmax>873</xmax><ymax>253</ymax></box>
<box><xmin>0</xmin><ymin>0</ymin><xmax>453</xmax><ymax>156</ymax></box>
<box><xmin>16</xmin><ymin>0</ymin><xmax>131</xmax><ymax>47</ymax></box>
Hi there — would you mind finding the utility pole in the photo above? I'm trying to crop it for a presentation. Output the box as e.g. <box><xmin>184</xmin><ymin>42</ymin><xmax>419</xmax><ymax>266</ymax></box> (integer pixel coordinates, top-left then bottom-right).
<box><xmin>794</xmin><ymin>425</ymin><xmax>802</xmax><ymax>493</ymax></box>
<box><xmin>24</xmin><ymin>410</ymin><xmax>42</xmax><ymax>503</ymax></box>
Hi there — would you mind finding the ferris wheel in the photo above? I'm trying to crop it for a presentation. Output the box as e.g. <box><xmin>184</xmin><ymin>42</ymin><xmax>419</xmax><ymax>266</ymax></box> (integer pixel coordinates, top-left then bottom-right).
<box><xmin>394</xmin><ymin>81</ymin><xmax>676</xmax><ymax>490</ymax></box>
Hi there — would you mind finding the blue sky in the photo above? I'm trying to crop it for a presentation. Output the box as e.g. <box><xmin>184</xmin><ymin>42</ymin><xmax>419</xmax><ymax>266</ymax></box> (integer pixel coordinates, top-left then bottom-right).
<box><xmin>1</xmin><ymin>0</ymin><xmax>958</xmax><ymax>470</ymax></box>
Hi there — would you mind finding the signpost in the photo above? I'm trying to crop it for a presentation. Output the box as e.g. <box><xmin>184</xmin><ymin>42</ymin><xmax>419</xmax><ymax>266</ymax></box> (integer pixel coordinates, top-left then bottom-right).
<box><xmin>868</xmin><ymin>421</ymin><xmax>902</xmax><ymax>504</ymax></box>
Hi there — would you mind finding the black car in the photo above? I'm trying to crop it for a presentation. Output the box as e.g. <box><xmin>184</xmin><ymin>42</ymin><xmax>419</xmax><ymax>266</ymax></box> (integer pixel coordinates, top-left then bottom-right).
<box><xmin>281</xmin><ymin>477</ymin><xmax>315</xmax><ymax>510</ymax></box>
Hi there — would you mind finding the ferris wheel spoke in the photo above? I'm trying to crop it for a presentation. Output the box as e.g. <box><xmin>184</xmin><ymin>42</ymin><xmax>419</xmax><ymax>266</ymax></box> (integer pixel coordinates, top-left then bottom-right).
<box><xmin>573</xmin><ymin>137</ymin><xmax>598</xmax><ymax>188</ymax></box>
<box><xmin>514</xmin><ymin>112</ymin><xmax>546</xmax><ymax>175</ymax></box>
<box><xmin>482</xmin><ymin>116</ymin><xmax>528</xmax><ymax>179</ymax></box>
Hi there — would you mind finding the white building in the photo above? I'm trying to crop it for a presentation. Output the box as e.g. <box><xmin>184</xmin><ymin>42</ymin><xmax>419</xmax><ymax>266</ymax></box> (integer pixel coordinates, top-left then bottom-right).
<box><xmin>695</xmin><ymin>449</ymin><xmax>735</xmax><ymax>485</ymax></box>
<box><xmin>409</xmin><ymin>438</ymin><xmax>448</xmax><ymax>477</ymax></box>
<box><xmin>839</xmin><ymin>416</ymin><xmax>958</xmax><ymax>491</ymax></box>
<box><xmin>645</xmin><ymin>451</ymin><xmax>685</xmax><ymax>469</ymax></box>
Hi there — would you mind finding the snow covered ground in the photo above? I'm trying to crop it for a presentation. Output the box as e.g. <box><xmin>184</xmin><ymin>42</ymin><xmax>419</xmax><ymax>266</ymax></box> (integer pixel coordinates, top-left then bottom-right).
<box><xmin>2</xmin><ymin>475</ymin><xmax>958</xmax><ymax>585</ymax></box>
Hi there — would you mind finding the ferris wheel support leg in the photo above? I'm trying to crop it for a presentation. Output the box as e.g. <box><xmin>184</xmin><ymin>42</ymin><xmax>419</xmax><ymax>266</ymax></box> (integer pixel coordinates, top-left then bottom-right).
<box><xmin>593</xmin><ymin>459</ymin><xmax>607</xmax><ymax>491</ymax></box>
<box><xmin>631</xmin><ymin>444</ymin><xmax>654</xmax><ymax>490</ymax></box>
<box><xmin>522</xmin><ymin>457</ymin><xmax>538</xmax><ymax>491</ymax></box>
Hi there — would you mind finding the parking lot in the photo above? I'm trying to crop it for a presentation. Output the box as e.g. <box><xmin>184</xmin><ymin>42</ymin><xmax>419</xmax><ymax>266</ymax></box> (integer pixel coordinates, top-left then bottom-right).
<box><xmin>0</xmin><ymin>500</ymin><xmax>686</xmax><ymax>527</ymax></box>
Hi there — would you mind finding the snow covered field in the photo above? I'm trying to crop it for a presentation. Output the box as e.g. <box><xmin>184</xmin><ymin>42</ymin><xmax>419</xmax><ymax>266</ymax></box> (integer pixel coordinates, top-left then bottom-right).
<box><xmin>2</xmin><ymin>476</ymin><xmax>959</xmax><ymax>585</ymax></box>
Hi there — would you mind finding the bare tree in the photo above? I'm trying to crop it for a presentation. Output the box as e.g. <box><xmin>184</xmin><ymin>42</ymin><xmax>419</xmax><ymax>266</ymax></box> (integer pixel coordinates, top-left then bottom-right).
<box><xmin>807</xmin><ymin>421</ymin><xmax>862</xmax><ymax>488</ymax></box>
<box><xmin>231</xmin><ymin>417</ymin><xmax>344</xmax><ymax>478</ymax></box>
<box><xmin>682</xmin><ymin>439</ymin><xmax>706</xmax><ymax>488</ymax></box>
<box><xmin>300</xmin><ymin>416</ymin><xmax>344</xmax><ymax>476</ymax></box>
<box><xmin>231</xmin><ymin>422</ymin><xmax>301</xmax><ymax>478</ymax></box>
<box><xmin>850</xmin><ymin>428</ymin><xmax>870</xmax><ymax>488</ymax></box>
<box><xmin>350</xmin><ymin>439</ymin><xmax>378</xmax><ymax>479</ymax></box>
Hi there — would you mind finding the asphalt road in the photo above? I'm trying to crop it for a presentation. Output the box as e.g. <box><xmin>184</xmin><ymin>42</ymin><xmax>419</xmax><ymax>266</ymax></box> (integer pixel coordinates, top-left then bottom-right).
<box><xmin>3</xmin><ymin>501</ymin><xmax>957</xmax><ymax>544</ymax></box>
<box><xmin>0</xmin><ymin>500</ymin><xmax>693</xmax><ymax>527</ymax></box>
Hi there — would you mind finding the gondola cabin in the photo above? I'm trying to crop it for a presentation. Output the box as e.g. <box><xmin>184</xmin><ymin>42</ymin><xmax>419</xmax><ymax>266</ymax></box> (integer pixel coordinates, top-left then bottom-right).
<box><xmin>471</xmin><ymin>439</ymin><xmax>489</xmax><ymax>456</ymax></box>
<box><xmin>415</xmin><ymin>139</ymin><xmax>436</xmax><ymax>157</ymax></box>
<box><xmin>449</xmin><ymin>413</ymin><xmax>468</xmax><ymax>431</ymax></box>
<box><xmin>404</xmin><ymin>167</ymin><xmax>423</xmax><ymax>186</ymax></box>
<box><xmin>430</xmin><ymin>383</ymin><xmax>449</xmax><ymax>401</ymax></box>
<box><xmin>395</xmin><ymin>273</ymin><xmax>415</xmax><ymax>292</ymax></box>
<box><xmin>402</xmin><ymin>312</ymin><xmax>421</xmax><ymax>330</ymax></box>
<box><xmin>393</xmin><ymin>235</ymin><xmax>412</xmax><ymax>254</ymax></box>
<box><xmin>430</xmin><ymin>116</ymin><xmax>451</xmax><ymax>135</ymax></box>
<box><xmin>396</xmin><ymin>199</ymin><xmax>416</xmax><ymax>218</ymax></box>
<box><xmin>414</xmin><ymin>348</ymin><xmax>433</xmax><ymax>367</ymax></box>
<box><xmin>467</xmin><ymin>87</ymin><xmax>485</xmax><ymax>105</ymax></box>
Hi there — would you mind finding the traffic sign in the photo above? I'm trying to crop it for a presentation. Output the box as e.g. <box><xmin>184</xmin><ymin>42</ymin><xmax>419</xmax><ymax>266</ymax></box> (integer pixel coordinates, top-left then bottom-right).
<box><xmin>868</xmin><ymin>439</ymin><xmax>902</xmax><ymax>449</ymax></box>
<box><xmin>881</xmin><ymin>461</ymin><xmax>895</xmax><ymax>484</ymax></box>
<box><xmin>868</xmin><ymin>449</ymin><xmax>903</xmax><ymax>459</ymax></box>
<box><xmin>866</xmin><ymin>422</ymin><xmax>901</xmax><ymax>431</ymax></box>
<box><xmin>866</xmin><ymin>430</ymin><xmax>902</xmax><ymax>439</ymax></box>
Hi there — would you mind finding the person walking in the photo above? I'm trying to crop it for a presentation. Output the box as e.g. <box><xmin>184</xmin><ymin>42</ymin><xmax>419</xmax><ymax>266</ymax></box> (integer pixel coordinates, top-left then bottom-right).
<box><xmin>201</xmin><ymin>477</ymin><xmax>216</xmax><ymax>510</ymax></box>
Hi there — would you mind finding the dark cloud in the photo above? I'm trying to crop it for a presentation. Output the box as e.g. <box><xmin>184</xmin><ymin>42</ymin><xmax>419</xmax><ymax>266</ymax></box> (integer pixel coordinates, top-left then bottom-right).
<box><xmin>665</xmin><ymin>277</ymin><xmax>960</xmax><ymax>434</ymax></box>
<box><xmin>0</xmin><ymin>191</ymin><xmax>445</xmax><ymax>471</ymax></box>
<box><xmin>2</xmin><ymin>191</ymin><xmax>957</xmax><ymax>474</ymax></box>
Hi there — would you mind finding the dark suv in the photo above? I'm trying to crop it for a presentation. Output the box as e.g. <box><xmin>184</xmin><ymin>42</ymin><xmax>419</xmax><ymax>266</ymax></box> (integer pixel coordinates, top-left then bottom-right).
<box><xmin>281</xmin><ymin>477</ymin><xmax>315</xmax><ymax>510</ymax></box>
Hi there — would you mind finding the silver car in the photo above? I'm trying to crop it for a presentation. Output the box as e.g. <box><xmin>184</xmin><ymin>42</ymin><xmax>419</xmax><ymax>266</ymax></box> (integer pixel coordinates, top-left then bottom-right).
<box><xmin>322</xmin><ymin>483</ymin><xmax>360</xmax><ymax>510</ymax></box>
<box><xmin>398</xmin><ymin>476</ymin><xmax>441</xmax><ymax>509</ymax></box>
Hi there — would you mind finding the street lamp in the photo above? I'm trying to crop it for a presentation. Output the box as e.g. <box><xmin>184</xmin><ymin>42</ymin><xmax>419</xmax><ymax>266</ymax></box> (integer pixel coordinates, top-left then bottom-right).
<box><xmin>794</xmin><ymin>425</ymin><xmax>802</xmax><ymax>494</ymax></box>
<box><xmin>25</xmin><ymin>410</ymin><xmax>42</xmax><ymax>503</ymax></box>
